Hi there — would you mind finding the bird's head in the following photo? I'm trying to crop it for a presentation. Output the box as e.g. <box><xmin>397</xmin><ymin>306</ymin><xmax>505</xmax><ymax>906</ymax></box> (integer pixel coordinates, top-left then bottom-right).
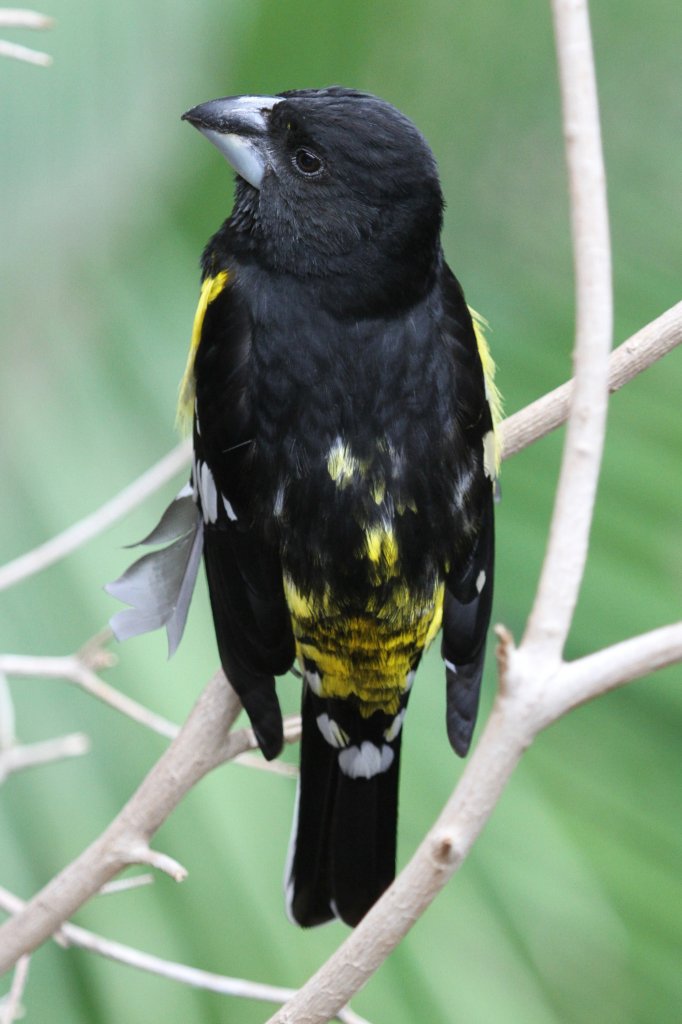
<box><xmin>182</xmin><ymin>87</ymin><xmax>444</xmax><ymax>310</ymax></box>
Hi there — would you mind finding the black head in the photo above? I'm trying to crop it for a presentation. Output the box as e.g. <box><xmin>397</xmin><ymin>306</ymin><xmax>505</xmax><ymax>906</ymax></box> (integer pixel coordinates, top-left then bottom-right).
<box><xmin>183</xmin><ymin>87</ymin><xmax>444</xmax><ymax>312</ymax></box>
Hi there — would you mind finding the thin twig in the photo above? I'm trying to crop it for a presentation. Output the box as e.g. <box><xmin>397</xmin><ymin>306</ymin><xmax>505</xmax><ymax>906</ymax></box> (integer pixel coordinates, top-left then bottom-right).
<box><xmin>0</xmin><ymin>8</ymin><xmax>54</xmax><ymax>66</ymax></box>
<box><xmin>0</xmin><ymin>887</ymin><xmax>369</xmax><ymax>1024</ymax></box>
<box><xmin>0</xmin><ymin>673</ymin><xmax>16</xmax><ymax>750</ymax></box>
<box><xmin>0</xmin><ymin>649</ymin><xmax>179</xmax><ymax>740</ymax></box>
<box><xmin>0</xmin><ymin>671</ymin><xmax>242</xmax><ymax>972</ymax></box>
<box><xmin>500</xmin><ymin>300</ymin><xmax>682</xmax><ymax>459</ymax></box>
<box><xmin>0</xmin><ymin>954</ymin><xmax>30</xmax><ymax>1024</ymax></box>
<box><xmin>0</xmin><ymin>441</ymin><xmax>191</xmax><ymax>593</ymax></box>
<box><xmin>0</xmin><ymin>38</ymin><xmax>49</xmax><ymax>64</ymax></box>
<box><xmin>97</xmin><ymin>875</ymin><xmax>155</xmax><ymax>897</ymax></box>
<box><xmin>0</xmin><ymin>733</ymin><xmax>89</xmax><ymax>784</ymax></box>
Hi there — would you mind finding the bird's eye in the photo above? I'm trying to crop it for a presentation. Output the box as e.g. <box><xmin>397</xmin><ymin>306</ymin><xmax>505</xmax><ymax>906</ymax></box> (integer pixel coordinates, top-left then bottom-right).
<box><xmin>294</xmin><ymin>147</ymin><xmax>323</xmax><ymax>176</ymax></box>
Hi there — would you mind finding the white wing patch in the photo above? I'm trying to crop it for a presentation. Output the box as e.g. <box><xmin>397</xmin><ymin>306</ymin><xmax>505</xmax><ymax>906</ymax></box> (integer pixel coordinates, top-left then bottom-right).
<box><xmin>192</xmin><ymin>455</ymin><xmax>238</xmax><ymax>524</ymax></box>
<box><xmin>338</xmin><ymin>741</ymin><xmax>394</xmax><ymax>779</ymax></box>
<box><xmin>316</xmin><ymin>713</ymin><xmax>349</xmax><ymax>749</ymax></box>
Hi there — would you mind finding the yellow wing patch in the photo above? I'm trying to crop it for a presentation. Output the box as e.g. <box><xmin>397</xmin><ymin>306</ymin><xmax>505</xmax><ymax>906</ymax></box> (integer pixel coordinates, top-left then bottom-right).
<box><xmin>469</xmin><ymin>307</ymin><xmax>503</xmax><ymax>477</ymax></box>
<box><xmin>176</xmin><ymin>271</ymin><xmax>229</xmax><ymax>434</ymax></box>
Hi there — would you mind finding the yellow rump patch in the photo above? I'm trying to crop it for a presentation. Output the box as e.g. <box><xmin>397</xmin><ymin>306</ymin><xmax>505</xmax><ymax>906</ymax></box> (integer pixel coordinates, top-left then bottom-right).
<box><xmin>176</xmin><ymin>271</ymin><xmax>229</xmax><ymax>434</ymax></box>
<box><xmin>284</xmin><ymin>573</ymin><xmax>445</xmax><ymax>717</ymax></box>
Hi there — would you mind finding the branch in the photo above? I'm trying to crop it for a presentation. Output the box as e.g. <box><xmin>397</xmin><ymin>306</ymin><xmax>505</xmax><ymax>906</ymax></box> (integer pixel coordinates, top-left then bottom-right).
<box><xmin>0</xmin><ymin>732</ymin><xmax>90</xmax><ymax>784</ymax></box>
<box><xmin>0</xmin><ymin>8</ymin><xmax>53</xmax><ymax>66</ymax></box>
<box><xmin>499</xmin><ymin>300</ymin><xmax>682</xmax><ymax>459</ymax></box>
<box><xmin>0</xmin><ymin>887</ymin><xmax>370</xmax><ymax>1024</ymax></box>
<box><xmin>0</xmin><ymin>955</ymin><xmax>30</xmax><ymax>1024</ymax></box>
<box><xmin>0</xmin><ymin>441</ymin><xmax>191</xmax><ymax>593</ymax></box>
<box><xmin>0</xmin><ymin>8</ymin><xmax>52</xmax><ymax>27</ymax></box>
<box><xmin>532</xmin><ymin>620</ymin><xmax>682</xmax><ymax>730</ymax></box>
<box><xmin>0</xmin><ymin>670</ymin><xmax>249</xmax><ymax>972</ymax></box>
<box><xmin>0</xmin><ymin>673</ymin><xmax>15</xmax><ymax>750</ymax></box>
<box><xmin>521</xmin><ymin>0</ymin><xmax>612</xmax><ymax>662</ymax></box>
<box><xmin>0</xmin><ymin>631</ymin><xmax>179</xmax><ymax>740</ymax></box>
<box><xmin>263</xmin><ymin>614</ymin><xmax>681</xmax><ymax>1024</ymax></box>
<box><xmin>97</xmin><ymin>874</ymin><xmax>154</xmax><ymax>897</ymax></box>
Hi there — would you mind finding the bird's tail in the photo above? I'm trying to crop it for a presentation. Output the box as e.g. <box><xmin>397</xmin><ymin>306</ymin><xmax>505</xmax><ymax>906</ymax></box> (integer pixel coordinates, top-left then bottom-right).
<box><xmin>285</xmin><ymin>687</ymin><xmax>402</xmax><ymax>927</ymax></box>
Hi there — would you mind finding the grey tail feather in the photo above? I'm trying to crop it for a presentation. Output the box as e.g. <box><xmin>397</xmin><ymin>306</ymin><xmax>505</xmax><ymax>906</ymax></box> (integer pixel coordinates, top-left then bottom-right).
<box><xmin>105</xmin><ymin>489</ymin><xmax>203</xmax><ymax>656</ymax></box>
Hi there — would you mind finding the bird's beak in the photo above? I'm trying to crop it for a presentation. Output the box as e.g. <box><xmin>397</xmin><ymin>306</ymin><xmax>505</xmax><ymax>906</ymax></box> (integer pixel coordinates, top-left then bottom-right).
<box><xmin>182</xmin><ymin>95</ymin><xmax>282</xmax><ymax>189</ymax></box>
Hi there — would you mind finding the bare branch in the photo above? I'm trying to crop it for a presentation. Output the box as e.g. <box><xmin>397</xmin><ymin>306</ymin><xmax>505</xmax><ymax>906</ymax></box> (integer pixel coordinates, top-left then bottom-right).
<box><xmin>0</xmin><ymin>633</ymin><xmax>179</xmax><ymax>740</ymax></box>
<box><xmin>0</xmin><ymin>441</ymin><xmax>191</xmax><ymax>593</ymax></box>
<box><xmin>521</xmin><ymin>0</ymin><xmax>613</xmax><ymax>663</ymax></box>
<box><xmin>0</xmin><ymin>887</ymin><xmax>370</xmax><ymax>1024</ymax></box>
<box><xmin>0</xmin><ymin>671</ymin><xmax>246</xmax><ymax>971</ymax></box>
<box><xmin>533</xmin><ymin>621</ymin><xmax>682</xmax><ymax>729</ymax></box>
<box><xmin>500</xmin><ymin>300</ymin><xmax>682</xmax><ymax>460</ymax></box>
<box><xmin>0</xmin><ymin>673</ymin><xmax>16</xmax><ymax>750</ymax></box>
<box><xmin>0</xmin><ymin>38</ymin><xmax>49</xmax><ymax>63</ymax></box>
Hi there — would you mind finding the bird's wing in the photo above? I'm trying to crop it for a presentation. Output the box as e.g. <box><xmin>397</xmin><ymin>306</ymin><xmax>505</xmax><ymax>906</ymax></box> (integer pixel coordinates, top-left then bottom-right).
<box><xmin>439</xmin><ymin>265</ymin><xmax>499</xmax><ymax>756</ymax></box>
<box><xmin>191</xmin><ymin>267</ymin><xmax>295</xmax><ymax>758</ymax></box>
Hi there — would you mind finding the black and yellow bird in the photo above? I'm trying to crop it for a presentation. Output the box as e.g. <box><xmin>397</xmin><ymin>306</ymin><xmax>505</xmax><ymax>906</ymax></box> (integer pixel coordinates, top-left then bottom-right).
<box><xmin>108</xmin><ymin>87</ymin><xmax>500</xmax><ymax>928</ymax></box>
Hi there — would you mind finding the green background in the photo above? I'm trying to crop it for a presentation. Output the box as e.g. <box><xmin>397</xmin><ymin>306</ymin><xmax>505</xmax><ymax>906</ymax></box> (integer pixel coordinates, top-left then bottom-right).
<box><xmin>1</xmin><ymin>1</ymin><xmax>680</xmax><ymax>1021</ymax></box>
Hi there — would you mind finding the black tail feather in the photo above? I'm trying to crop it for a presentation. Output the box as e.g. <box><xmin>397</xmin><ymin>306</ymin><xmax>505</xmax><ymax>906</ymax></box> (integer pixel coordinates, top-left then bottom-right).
<box><xmin>287</xmin><ymin>688</ymin><xmax>401</xmax><ymax>927</ymax></box>
<box><xmin>330</xmin><ymin>743</ymin><xmax>400</xmax><ymax>926</ymax></box>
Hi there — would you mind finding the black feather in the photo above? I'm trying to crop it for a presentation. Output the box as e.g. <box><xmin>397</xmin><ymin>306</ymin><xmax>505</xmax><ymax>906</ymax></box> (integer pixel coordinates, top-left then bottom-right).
<box><xmin>288</xmin><ymin>687</ymin><xmax>401</xmax><ymax>927</ymax></box>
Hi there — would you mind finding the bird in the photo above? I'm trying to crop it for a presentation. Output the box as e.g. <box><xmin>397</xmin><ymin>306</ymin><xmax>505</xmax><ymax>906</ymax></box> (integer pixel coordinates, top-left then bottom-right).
<box><xmin>107</xmin><ymin>87</ymin><xmax>500</xmax><ymax>928</ymax></box>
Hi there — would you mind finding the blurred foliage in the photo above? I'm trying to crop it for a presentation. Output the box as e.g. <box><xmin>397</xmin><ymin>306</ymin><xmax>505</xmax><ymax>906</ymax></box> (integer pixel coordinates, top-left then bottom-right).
<box><xmin>1</xmin><ymin>1</ymin><xmax>680</xmax><ymax>1022</ymax></box>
